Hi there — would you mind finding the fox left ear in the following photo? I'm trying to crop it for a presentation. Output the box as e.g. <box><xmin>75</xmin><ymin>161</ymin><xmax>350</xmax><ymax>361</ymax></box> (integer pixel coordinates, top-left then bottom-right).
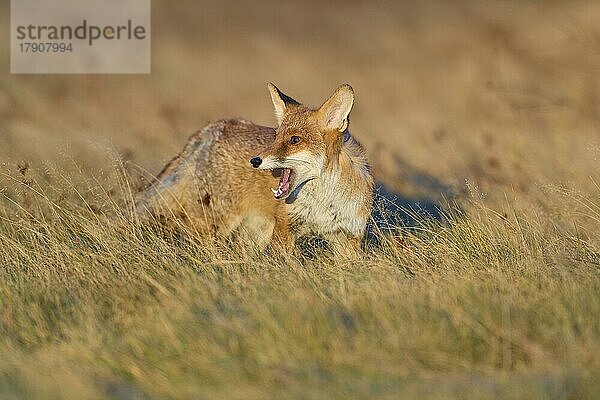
<box><xmin>268</xmin><ymin>83</ymin><xmax>300</xmax><ymax>126</ymax></box>
<box><xmin>318</xmin><ymin>84</ymin><xmax>354</xmax><ymax>132</ymax></box>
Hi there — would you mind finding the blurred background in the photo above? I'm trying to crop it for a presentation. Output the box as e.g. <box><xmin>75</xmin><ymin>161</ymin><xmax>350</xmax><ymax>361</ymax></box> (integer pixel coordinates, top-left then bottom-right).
<box><xmin>0</xmin><ymin>0</ymin><xmax>599</xmax><ymax>210</ymax></box>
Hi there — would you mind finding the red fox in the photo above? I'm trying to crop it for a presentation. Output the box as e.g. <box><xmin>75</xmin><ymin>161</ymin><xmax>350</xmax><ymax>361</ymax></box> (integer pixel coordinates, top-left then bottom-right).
<box><xmin>135</xmin><ymin>84</ymin><xmax>374</xmax><ymax>256</ymax></box>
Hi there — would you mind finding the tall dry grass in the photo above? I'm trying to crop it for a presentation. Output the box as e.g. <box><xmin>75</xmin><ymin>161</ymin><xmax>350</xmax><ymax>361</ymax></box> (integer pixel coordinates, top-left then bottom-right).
<box><xmin>0</xmin><ymin>161</ymin><xmax>598</xmax><ymax>399</ymax></box>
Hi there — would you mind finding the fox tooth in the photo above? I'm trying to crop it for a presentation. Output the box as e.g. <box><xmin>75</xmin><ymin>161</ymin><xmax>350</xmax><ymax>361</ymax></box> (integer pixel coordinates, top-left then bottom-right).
<box><xmin>271</xmin><ymin>188</ymin><xmax>277</xmax><ymax>194</ymax></box>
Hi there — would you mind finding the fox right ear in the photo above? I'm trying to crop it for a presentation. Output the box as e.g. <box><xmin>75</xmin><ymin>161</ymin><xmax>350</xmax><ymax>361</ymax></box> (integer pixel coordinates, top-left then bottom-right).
<box><xmin>268</xmin><ymin>83</ymin><xmax>299</xmax><ymax>126</ymax></box>
<box><xmin>318</xmin><ymin>84</ymin><xmax>354</xmax><ymax>133</ymax></box>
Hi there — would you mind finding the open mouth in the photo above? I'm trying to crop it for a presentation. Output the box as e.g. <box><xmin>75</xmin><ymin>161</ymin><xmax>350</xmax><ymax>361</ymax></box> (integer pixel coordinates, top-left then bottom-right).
<box><xmin>271</xmin><ymin>168</ymin><xmax>294</xmax><ymax>199</ymax></box>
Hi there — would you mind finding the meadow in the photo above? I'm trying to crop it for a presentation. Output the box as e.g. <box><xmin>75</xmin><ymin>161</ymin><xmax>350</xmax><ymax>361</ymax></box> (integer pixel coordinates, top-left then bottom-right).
<box><xmin>0</xmin><ymin>1</ymin><xmax>599</xmax><ymax>398</ymax></box>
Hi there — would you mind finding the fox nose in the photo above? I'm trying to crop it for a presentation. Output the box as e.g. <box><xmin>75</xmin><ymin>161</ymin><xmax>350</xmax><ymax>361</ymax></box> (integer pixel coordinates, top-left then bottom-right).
<box><xmin>250</xmin><ymin>156</ymin><xmax>262</xmax><ymax>168</ymax></box>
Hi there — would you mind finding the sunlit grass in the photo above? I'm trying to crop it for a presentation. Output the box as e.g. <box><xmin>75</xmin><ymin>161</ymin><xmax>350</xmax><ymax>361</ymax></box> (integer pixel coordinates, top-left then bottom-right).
<box><xmin>0</xmin><ymin>166</ymin><xmax>598</xmax><ymax>399</ymax></box>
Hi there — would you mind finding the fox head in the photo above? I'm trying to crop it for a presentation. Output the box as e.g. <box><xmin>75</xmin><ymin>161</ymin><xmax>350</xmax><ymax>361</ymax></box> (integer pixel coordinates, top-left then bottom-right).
<box><xmin>250</xmin><ymin>83</ymin><xmax>355</xmax><ymax>201</ymax></box>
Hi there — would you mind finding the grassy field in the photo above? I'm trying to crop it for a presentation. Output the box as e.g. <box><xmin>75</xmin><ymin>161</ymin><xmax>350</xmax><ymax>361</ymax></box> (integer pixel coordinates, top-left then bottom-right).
<box><xmin>1</xmin><ymin>1</ymin><xmax>599</xmax><ymax>398</ymax></box>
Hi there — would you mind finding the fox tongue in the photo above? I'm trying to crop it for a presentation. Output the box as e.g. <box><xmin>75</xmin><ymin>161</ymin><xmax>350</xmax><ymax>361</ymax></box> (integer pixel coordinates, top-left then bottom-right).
<box><xmin>281</xmin><ymin>168</ymin><xmax>291</xmax><ymax>187</ymax></box>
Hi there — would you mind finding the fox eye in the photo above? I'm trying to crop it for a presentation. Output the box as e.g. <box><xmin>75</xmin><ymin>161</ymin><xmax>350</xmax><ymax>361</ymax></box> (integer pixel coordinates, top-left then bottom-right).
<box><xmin>290</xmin><ymin>136</ymin><xmax>301</xmax><ymax>144</ymax></box>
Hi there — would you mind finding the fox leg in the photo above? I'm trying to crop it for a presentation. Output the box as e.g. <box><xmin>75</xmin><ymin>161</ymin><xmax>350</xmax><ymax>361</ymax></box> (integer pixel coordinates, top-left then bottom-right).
<box><xmin>270</xmin><ymin>210</ymin><xmax>294</xmax><ymax>254</ymax></box>
<box><xmin>237</xmin><ymin>212</ymin><xmax>276</xmax><ymax>250</ymax></box>
<box><xmin>326</xmin><ymin>232</ymin><xmax>363</xmax><ymax>259</ymax></box>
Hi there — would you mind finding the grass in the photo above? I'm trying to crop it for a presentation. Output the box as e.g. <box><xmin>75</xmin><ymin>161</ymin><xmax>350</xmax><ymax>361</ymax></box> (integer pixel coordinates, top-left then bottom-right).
<box><xmin>0</xmin><ymin>165</ymin><xmax>598</xmax><ymax>399</ymax></box>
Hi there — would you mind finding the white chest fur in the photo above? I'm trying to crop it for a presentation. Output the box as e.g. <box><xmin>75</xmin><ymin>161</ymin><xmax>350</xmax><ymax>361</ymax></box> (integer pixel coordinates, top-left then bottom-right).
<box><xmin>287</xmin><ymin>168</ymin><xmax>368</xmax><ymax>238</ymax></box>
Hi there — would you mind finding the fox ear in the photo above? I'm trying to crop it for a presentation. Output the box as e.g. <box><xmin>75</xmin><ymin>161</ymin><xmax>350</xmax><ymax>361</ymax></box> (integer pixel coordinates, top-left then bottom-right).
<box><xmin>318</xmin><ymin>84</ymin><xmax>354</xmax><ymax>132</ymax></box>
<box><xmin>268</xmin><ymin>83</ymin><xmax>300</xmax><ymax>126</ymax></box>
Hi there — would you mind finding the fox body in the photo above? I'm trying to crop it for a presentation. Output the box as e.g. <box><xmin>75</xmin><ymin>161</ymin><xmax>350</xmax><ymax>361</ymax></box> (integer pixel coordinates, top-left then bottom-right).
<box><xmin>135</xmin><ymin>84</ymin><xmax>373</xmax><ymax>254</ymax></box>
